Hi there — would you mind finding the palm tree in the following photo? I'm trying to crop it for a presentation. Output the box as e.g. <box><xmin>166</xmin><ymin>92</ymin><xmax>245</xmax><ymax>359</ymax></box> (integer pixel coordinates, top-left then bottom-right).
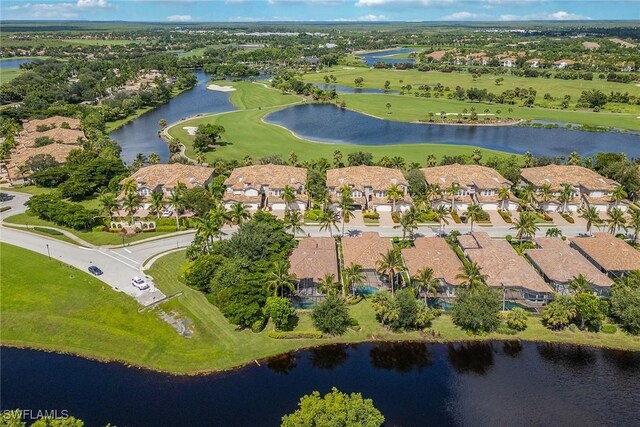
<box><xmin>559</xmin><ymin>183</ymin><xmax>574</xmax><ymax>214</ymax></box>
<box><xmin>208</xmin><ymin>203</ymin><xmax>230</xmax><ymax>236</ymax></box>
<box><xmin>498</xmin><ymin>186</ymin><xmax>511</xmax><ymax>211</ymax></box>
<box><xmin>578</xmin><ymin>206</ymin><xmax>601</xmax><ymax>235</ymax></box>
<box><xmin>319</xmin><ymin>208</ymin><xmax>340</xmax><ymax>237</ymax></box>
<box><xmin>195</xmin><ymin>152</ymin><xmax>207</xmax><ymax>165</ymax></box>
<box><xmin>629</xmin><ymin>209</ymin><xmax>640</xmax><ymax>244</ymax></box>
<box><xmin>122</xmin><ymin>191</ymin><xmax>141</xmax><ymax>225</ymax></box>
<box><xmin>545</xmin><ymin>227</ymin><xmax>563</xmax><ymax>237</ymax></box>
<box><xmin>386</xmin><ymin>184</ymin><xmax>404</xmax><ymax>212</ymax></box>
<box><xmin>511</xmin><ymin>211</ymin><xmax>540</xmax><ymax>242</ymax></box>
<box><xmin>285</xmin><ymin>210</ymin><xmax>304</xmax><ymax>237</ymax></box>
<box><xmin>607</xmin><ymin>207</ymin><xmax>627</xmax><ymax>235</ymax></box>
<box><xmin>282</xmin><ymin>185</ymin><xmax>296</xmax><ymax>213</ymax></box>
<box><xmin>342</xmin><ymin>262</ymin><xmax>366</xmax><ymax>297</ymax></box>
<box><xmin>425</xmin><ymin>154</ymin><xmax>437</xmax><ymax>167</ymax></box>
<box><xmin>98</xmin><ymin>190</ymin><xmax>117</xmax><ymax>222</ymax></box>
<box><xmin>412</xmin><ymin>267</ymin><xmax>439</xmax><ymax>303</ymax></box>
<box><xmin>455</xmin><ymin>262</ymin><xmax>487</xmax><ymax>292</ymax></box>
<box><xmin>121</xmin><ymin>178</ymin><xmax>137</xmax><ymax>196</ymax></box>
<box><xmin>148</xmin><ymin>152</ymin><xmax>160</xmax><ymax>165</ymax></box>
<box><xmin>376</xmin><ymin>249</ymin><xmax>404</xmax><ymax>295</ymax></box>
<box><xmin>397</xmin><ymin>207</ymin><xmax>418</xmax><ymax>240</ymax></box>
<box><xmin>317</xmin><ymin>273</ymin><xmax>339</xmax><ymax>297</ymax></box>
<box><xmin>447</xmin><ymin>183</ymin><xmax>461</xmax><ymax>212</ymax></box>
<box><xmin>149</xmin><ymin>191</ymin><xmax>165</xmax><ymax>218</ymax></box>
<box><xmin>338</xmin><ymin>185</ymin><xmax>355</xmax><ymax>236</ymax></box>
<box><xmin>523</xmin><ymin>151</ymin><xmax>534</xmax><ymax>168</ymax></box>
<box><xmin>425</xmin><ymin>183</ymin><xmax>442</xmax><ymax>208</ymax></box>
<box><xmin>611</xmin><ymin>186</ymin><xmax>628</xmax><ymax>209</ymax></box>
<box><xmin>465</xmin><ymin>204</ymin><xmax>484</xmax><ymax>232</ymax></box>
<box><xmin>195</xmin><ymin>210</ymin><xmax>223</xmax><ymax>252</ymax></box>
<box><xmin>267</xmin><ymin>261</ymin><xmax>296</xmax><ymax>298</ymax></box>
<box><xmin>567</xmin><ymin>151</ymin><xmax>582</xmax><ymax>166</ymax></box>
<box><xmin>169</xmin><ymin>184</ymin><xmax>186</xmax><ymax>231</ymax></box>
<box><xmin>539</xmin><ymin>183</ymin><xmax>553</xmax><ymax>208</ymax></box>
<box><xmin>229</xmin><ymin>201</ymin><xmax>250</xmax><ymax>226</ymax></box>
<box><xmin>518</xmin><ymin>184</ymin><xmax>536</xmax><ymax>210</ymax></box>
<box><xmin>433</xmin><ymin>205</ymin><xmax>450</xmax><ymax>235</ymax></box>
<box><xmin>569</xmin><ymin>274</ymin><xmax>593</xmax><ymax>294</ymax></box>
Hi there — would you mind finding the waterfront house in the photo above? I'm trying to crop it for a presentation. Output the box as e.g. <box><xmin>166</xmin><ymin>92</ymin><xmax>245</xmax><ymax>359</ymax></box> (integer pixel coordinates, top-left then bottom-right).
<box><xmin>288</xmin><ymin>237</ymin><xmax>339</xmax><ymax>301</ymax></box>
<box><xmin>223</xmin><ymin>164</ymin><xmax>307</xmax><ymax>211</ymax></box>
<box><xmin>570</xmin><ymin>233</ymin><xmax>640</xmax><ymax>278</ymax></box>
<box><xmin>525</xmin><ymin>237</ymin><xmax>613</xmax><ymax>297</ymax></box>
<box><xmin>326</xmin><ymin>166</ymin><xmax>411</xmax><ymax>212</ymax></box>
<box><xmin>457</xmin><ymin>232</ymin><xmax>553</xmax><ymax>306</ymax></box>
<box><xmin>341</xmin><ymin>232</ymin><xmax>394</xmax><ymax>287</ymax></box>
<box><xmin>4</xmin><ymin>143</ymin><xmax>77</xmax><ymax>183</ymax></box>
<box><xmin>22</xmin><ymin>116</ymin><xmax>82</xmax><ymax>134</ymax></box>
<box><xmin>519</xmin><ymin>165</ymin><xmax>627</xmax><ymax>213</ymax></box>
<box><xmin>121</xmin><ymin>164</ymin><xmax>214</xmax><ymax>200</ymax></box>
<box><xmin>401</xmin><ymin>237</ymin><xmax>464</xmax><ymax>298</ymax></box>
<box><xmin>421</xmin><ymin>164</ymin><xmax>516</xmax><ymax>211</ymax></box>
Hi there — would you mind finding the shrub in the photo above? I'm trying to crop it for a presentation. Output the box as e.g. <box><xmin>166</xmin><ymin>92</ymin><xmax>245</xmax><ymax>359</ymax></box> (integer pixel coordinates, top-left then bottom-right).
<box><xmin>568</xmin><ymin>323</ymin><xmax>579</xmax><ymax>332</ymax></box>
<box><xmin>92</xmin><ymin>225</ymin><xmax>106</xmax><ymax>232</ymax></box>
<box><xmin>505</xmin><ymin>234</ymin><xmax>512</xmax><ymax>242</ymax></box>
<box><xmin>391</xmin><ymin>212</ymin><xmax>400</xmax><ymax>223</ymax></box>
<box><xmin>264</xmin><ymin>296</ymin><xmax>296</xmax><ymax>331</ymax></box>
<box><xmin>33</xmin><ymin>226</ymin><xmax>63</xmax><ymax>235</ymax></box>
<box><xmin>609</xmin><ymin>284</ymin><xmax>640</xmax><ymax>335</ymax></box>
<box><xmin>304</xmin><ymin>208</ymin><xmax>324</xmax><ymax>222</ymax></box>
<box><xmin>496</xmin><ymin>324</ymin><xmax>518</xmax><ymax>335</ymax></box>
<box><xmin>498</xmin><ymin>210</ymin><xmax>513</xmax><ymax>223</ymax></box>
<box><xmin>502</xmin><ymin>307</ymin><xmax>528</xmax><ymax>331</ymax></box>
<box><xmin>561</xmin><ymin>213</ymin><xmax>575</xmax><ymax>224</ymax></box>
<box><xmin>601</xmin><ymin>324</ymin><xmax>617</xmax><ymax>334</ymax></box>
<box><xmin>155</xmin><ymin>225</ymin><xmax>182</xmax><ymax>232</ymax></box>
<box><xmin>268</xmin><ymin>331</ymin><xmax>323</xmax><ymax>339</ymax></box>
<box><xmin>252</xmin><ymin>317</ymin><xmax>267</xmax><ymax>333</ymax></box>
<box><xmin>542</xmin><ymin>295</ymin><xmax>576</xmax><ymax>330</ymax></box>
<box><xmin>451</xmin><ymin>211</ymin><xmax>462</xmax><ymax>223</ymax></box>
<box><xmin>363</xmin><ymin>210</ymin><xmax>380</xmax><ymax>220</ymax></box>
<box><xmin>312</xmin><ymin>295</ymin><xmax>351</xmax><ymax>335</ymax></box>
<box><xmin>451</xmin><ymin>287</ymin><xmax>501</xmax><ymax>334</ymax></box>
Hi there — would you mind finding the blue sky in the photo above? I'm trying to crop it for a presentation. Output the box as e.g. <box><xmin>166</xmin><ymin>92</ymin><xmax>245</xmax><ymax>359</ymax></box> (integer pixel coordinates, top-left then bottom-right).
<box><xmin>2</xmin><ymin>1</ymin><xmax>638</xmax><ymax>22</ymax></box>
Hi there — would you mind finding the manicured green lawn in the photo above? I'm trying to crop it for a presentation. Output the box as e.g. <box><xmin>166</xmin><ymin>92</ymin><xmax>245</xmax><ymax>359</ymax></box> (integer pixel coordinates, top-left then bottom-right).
<box><xmin>213</xmin><ymin>80</ymin><xmax>302</xmax><ymax>110</ymax></box>
<box><xmin>0</xmin><ymin>69</ymin><xmax>21</xmax><ymax>84</ymax></box>
<box><xmin>0</xmin><ymin>185</ymin><xmax>54</xmax><ymax>196</ymax></box>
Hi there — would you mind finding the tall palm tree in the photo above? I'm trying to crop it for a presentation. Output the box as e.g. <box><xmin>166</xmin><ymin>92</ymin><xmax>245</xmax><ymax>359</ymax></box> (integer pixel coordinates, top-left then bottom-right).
<box><xmin>376</xmin><ymin>249</ymin><xmax>403</xmax><ymax>295</ymax></box>
<box><xmin>121</xmin><ymin>178</ymin><xmax>137</xmax><ymax>196</ymax></box>
<box><xmin>518</xmin><ymin>184</ymin><xmax>536</xmax><ymax>210</ymax></box>
<box><xmin>123</xmin><ymin>191</ymin><xmax>141</xmax><ymax>225</ymax></box>
<box><xmin>433</xmin><ymin>205</ymin><xmax>450</xmax><ymax>235</ymax></box>
<box><xmin>412</xmin><ymin>267</ymin><xmax>439</xmax><ymax>303</ymax></box>
<box><xmin>338</xmin><ymin>185</ymin><xmax>355</xmax><ymax>236</ymax></box>
<box><xmin>447</xmin><ymin>183</ymin><xmax>461</xmax><ymax>212</ymax></box>
<box><xmin>523</xmin><ymin>151</ymin><xmax>534</xmax><ymax>168</ymax></box>
<box><xmin>282</xmin><ymin>185</ymin><xmax>296</xmax><ymax>213</ymax></box>
<box><xmin>455</xmin><ymin>262</ymin><xmax>487</xmax><ymax>292</ymax></box>
<box><xmin>267</xmin><ymin>261</ymin><xmax>295</xmax><ymax>298</ymax></box>
<box><xmin>425</xmin><ymin>154</ymin><xmax>437</xmax><ymax>167</ymax></box>
<box><xmin>465</xmin><ymin>204</ymin><xmax>484</xmax><ymax>232</ymax></box>
<box><xmin>285</xmin><ymin>210</ymin><xmax>304</xmax><ymax>237</ymax></box>
<box><xmin>611</xmin><ymin>186</ymin><xmax>628</xmax><ymax>209</ymax></box>
<box><xmin>169</xmin><ymin>185</ymin><xmax>186</xmax><ymax>231</ymax></box>
<box><xmin>567</xmin><ymin>151</ymin><xmax>582</xmax><ymax>166</ymax></box>
<box><xmin>149</xmin><ymin>191</ymin><xmax>165</xmax><ymax>218</ymax></box>
<box><xmin>511</xmin><ymin>211</ymin><xmax>540</xmax><ymax>242</ymax></box>
<box><xmin>629</xmin><ymin>209</ymin><xmax>640</xmax><ymax>244</ymax></box>
<box><xmin>398</xmin><ymin>207</ymin><xmax>418</xmax><ymax>240</ymax></box>
<box><xmin>578</xmin><ymin>206</ymin><xmax>601</xmax><ymax>235</ymax></box>
<box><xmin>319</xmin><ymin>208</ymin><xmax>340</xmax><ymax>237</ymax></box>
<box><xmin>98</xmin><ymin>190</ymin><xmax>117</xmax><ymax>222</ymax></box>
<box><xmin>317</xmin><ymin>273</ymin><xmax>339</xmax><ymax>297</ymax></box>
<box><xmin>607</xmin><ymin>207</ymin><xmax>627</xmax><ymax>235</ymax></box>
<box><xmin>569</xmin><ymin>274</ymin><xmax>593</xmax><ymax>294</ymax></box>
<box><xmin>386</xmin><ymin>184</ymin><xmax>404</xmax><ymax>212</ymax></box>
<box><xmin>425</xmin><ymin>183</ymin><xmax>442</xmax><ymax>208</ymax></box>
<box><xmin>196</xmin><ymin>152</ymin><xmax>207</xmax><ymax>165</ymax></box>
<box><xmin>342</xmin><ymin>262</ymin><xmax>366</xmax><ymax>297</ymax></box>
<box><xmin>195</xmin><ymin>210</ymin><xmax>223</xmax><ymax>252</ymax></box>
<box><xmin>208</xmin><ymin>203</ymin><xmax>230</xmax><ymax>237</ymax></box>
<box><xmin>539</xmin><ymin>183</ymin><xmax>553</xmax><ymax>208</ymax></box>
<box><xmin>559</xmin><ymin>183</ymin><xmax>574</xmax><ymax>214</ymax></box>
<box><xmin>148</xmin><ymin>152</ymin><xmax>160</xmax><ymax>165</ymax></box>
<box><xmin>498</xmin><ymin>186</ymin><xmax>511</xmax><ymax>211</ymax></box>
<box><xmin>229</xmin><ymin>201</ymin><xmax>250</xmax><ymax>226</ymax></box>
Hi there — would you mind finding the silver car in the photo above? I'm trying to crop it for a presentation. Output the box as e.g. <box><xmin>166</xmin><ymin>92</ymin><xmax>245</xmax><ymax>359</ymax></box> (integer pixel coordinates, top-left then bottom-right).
<box><xmin>131</xmin><ymin>276</ymin><xmax>150</xmax><ymax>290</ymax></box>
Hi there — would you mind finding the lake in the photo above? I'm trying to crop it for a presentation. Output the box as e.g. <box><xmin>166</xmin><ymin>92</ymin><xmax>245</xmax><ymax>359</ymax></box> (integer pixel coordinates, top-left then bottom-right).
<box><xmin>359</xmin><ymin>48</ymin><xmax>416</xmax><ymax>66</ymax></box>
<box><xmin>0</xmin><ymin>58</ymin><xmax>34</xmax><ymax>69</ymax></box>
<box><xmin>2</xmin><ymin>343</ymin><xmax>639</xmax><ymax>426</ymax></box>
<box><xmin>109</xmin><ymin>70</ymin><xmax>236</xmax><ymax>164</ymax></box>
<box><xmin>265</xmin><ymin>104</ymin><xmax>640</xmax><ymax>158</ymax></box>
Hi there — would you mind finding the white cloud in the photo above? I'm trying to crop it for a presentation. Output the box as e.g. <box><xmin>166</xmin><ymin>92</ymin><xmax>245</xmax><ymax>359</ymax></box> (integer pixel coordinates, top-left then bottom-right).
<box><xmin>500</xmin><ymin>10</ymin><xmax>591</xmax><ymax>20</ymax></box>
<box><xmin>356</xmin><ymin>0</ymin><xmax>455</xmax><ymax>7</ymax></box>
<box><xmin>440</xmin><ymin>11</ymin><xmax>489</xmax><ymax>20</ymax></box>
<box><xmin>3</xmin><ymin>2</ymin><xmax>81</xmax><ymax>19</ymax></box>
<box><xmin>76</xmin><ymin>0</ymin><xmax>110</xmax><ymax>7</ymax></box>
<box><xmin>334</xmin><ymin>14</ymin><xmax>388</xmax><ymax>21</ymax></box>
<box><xmin>166</xmin><ymin>14</ymin><xmax>193</xmax><ymax>21</ymax></box>
<box><xmin>267</xmin><ymin>0</ymin><xmax>347</xmax><ymax>5</ymax></box>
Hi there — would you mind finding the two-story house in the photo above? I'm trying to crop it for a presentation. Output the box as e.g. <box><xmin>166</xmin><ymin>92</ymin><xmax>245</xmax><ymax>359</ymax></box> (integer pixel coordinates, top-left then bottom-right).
<box><xmin>223</xmin><ymin>164</ymin><xmax>308</xmax><ymax>211</ymax></box>
<box><xmin>421</xmin><ymin>164</ymin><xmax>516</xmax><ymax>211</ymax></box>
<box><xmin>326</xmin><ymin>165</ymin><xmax>411</xmax><ymax>212</ymax></box>
<box><xmin>519</xmin><ymin>165</ymin><xmax>627</xmax><ymax>213</ymax></box>
<box><xmin>120</xmin><ymin>164</ymin><xmax>214</xmax><ymax>201</ymax></box>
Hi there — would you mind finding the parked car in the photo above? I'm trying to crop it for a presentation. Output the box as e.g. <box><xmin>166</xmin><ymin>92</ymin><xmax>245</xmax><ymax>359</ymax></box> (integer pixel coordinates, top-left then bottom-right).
<box><xmin>131</xmin><ymin>276</ymin><xmax>150</xmax><ymax>290</ymax></box>
<box><xmin>88</xmin><ymin>265</ymin><xmax>103</xmax><ymax>276</ymax></box>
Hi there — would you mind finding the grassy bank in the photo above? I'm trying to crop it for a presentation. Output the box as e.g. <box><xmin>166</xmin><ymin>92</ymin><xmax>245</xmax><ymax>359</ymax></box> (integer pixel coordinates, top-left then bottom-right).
<box><xmin>2</xmin><ymin>246</ymin><xmax>639</xmax><ymax>375</ymax></box>
<box><xmin>168</xmin><ymin>81</ymin><xmax>520</xmax><ymax>164</ymax></box>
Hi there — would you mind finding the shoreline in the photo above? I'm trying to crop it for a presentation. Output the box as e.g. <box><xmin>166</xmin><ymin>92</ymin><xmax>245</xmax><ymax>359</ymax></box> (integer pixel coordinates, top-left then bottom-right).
<box><xmin>2</xmin><ymin>335</ymin><xmax>639</xmax><ymax>376</ymax></box>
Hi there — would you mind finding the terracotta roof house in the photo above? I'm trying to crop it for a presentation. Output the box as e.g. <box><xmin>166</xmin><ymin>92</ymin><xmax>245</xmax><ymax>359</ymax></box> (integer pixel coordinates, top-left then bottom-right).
<box><xmin>457</xmin><ymin>232</ymin><xmax>552</xmax><ymax>305</ymax></box>
<box><xmin>500</xmin><ymin>57</ymin><xmax>517</xmax><ymax>67</ymax></box>
<box><xmin>570</xmin><ymin>233</ymin><xmax>640</xmax><ymax>277</ymax></box>
<box><xmin>526</xmin><ymin>58</ymin><xmax>544</xmax><ymax>68</ymax></box>
<box><xmin>326</xmin><ymin>166</ymin><xmax>411</xmax><ymax>212</ymax></box>
<box><xmin>526</xmin><ymin>237</ymin><xmax>614</xmax><ymax>297</ymax></box>
<box><xmin>421</xmin><ymin>164</ymin><xmax>516</xmax><ymax>211</ymax></box>
<box><xmin>553</xmin><ymin>59</ymin><xmax>576</xmax><ymax>69</ymax></box>
<box><xmin>21</xmin><ymin>128</ymin><xmax>85</xmax><ymax>147</ymax></box>
<box><xmin>22</xmin><ymin>116</ymin><xmax>81</xmax><ymax>133</ymax></box>
<box><xmin>425</xmin><ymin>50</ymin><xmax>449</xmax><ymax>61</ymax></box>
<box><xmin>4</xmin><ymin>143</ymin><xmax>77</xmax><ymax>182</ymax></box>
<box><xmin>223</xmin><ymin>164</ymin><xmax>307</xmax><ymax>211</ymax></box>
<box><xmin>341</xmin><ymin>232</ymin><xmax>394</xmax><ymax>287</ymax></box>
<box><xmin>120</xmin><ymin>164</ymin><xmax>214</xmax><ymax>200</ymax></box>
<box><xmin>401</xmin><ymin>237</ymin><xmax>464</xmax><ymax>298</ymax></box>
<box><xmin>289</xmin><ymin>237</ymin><xmax>339</xmax><ymax>300</ymax></box>
<box><xmin>519</xmin><ymin>165</ymin><xmax>627</xmax><ymax>213</ymax></box>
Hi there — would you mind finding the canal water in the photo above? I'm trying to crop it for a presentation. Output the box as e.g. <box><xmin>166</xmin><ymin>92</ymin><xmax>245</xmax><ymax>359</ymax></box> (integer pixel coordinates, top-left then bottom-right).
<box><xmin>265</xmin><ymin>104</ymin><xmax>640</xmax><ymax>158</ymax></box>
<box><xmin>2</xmin><ymin>342</ymin><xmax>639</xmax><ymax>426</ymax></box>
<box><xmin>358</xmin><ymin>48</ymin><xmax>416</xmax><ymax>67</ymax></box>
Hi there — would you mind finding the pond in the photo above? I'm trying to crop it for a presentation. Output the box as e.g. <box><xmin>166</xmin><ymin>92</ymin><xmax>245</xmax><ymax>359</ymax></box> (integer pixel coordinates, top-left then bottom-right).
<box><xmin>2</xmin><ymin>343</ymin><xmax>639</xmax><ymax>426</ymax></box>
<box><xmin>109</xmin><ymin>70</ymin><xmax>236</xmax><ymax>164</ymax></box>
<box><xmin>359</xmin><ymin>48</ymin><xmax>416</xmax><ymax>67</ymax></box>
<box><xmin>0</xmin><ymin>58</ymin><xmax>34</xmax><ymax>69</ymax></box>
<box><xmin>265</xmin><ymin>104</ymin><xmax>640</xmax><ymax>158</ymax></box>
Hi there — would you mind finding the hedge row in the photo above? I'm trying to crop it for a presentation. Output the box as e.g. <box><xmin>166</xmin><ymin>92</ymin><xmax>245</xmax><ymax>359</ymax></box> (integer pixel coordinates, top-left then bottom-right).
<box><xmin>267</xmin><ymin>331</ymin><xmax>323</xmax><ymax>339</ymax></box>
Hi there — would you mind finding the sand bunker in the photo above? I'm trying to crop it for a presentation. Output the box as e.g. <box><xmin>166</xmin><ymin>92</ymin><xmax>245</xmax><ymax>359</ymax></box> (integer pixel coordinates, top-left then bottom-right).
<box><xmin>183</xmin><ymin>126</ymin><xmax>198</xmax><ymax>135</ymax></box>
<box><xmin>207</xmin><ymin>84</ymin><xmax>236</xmax><ymax>92</ymax></box>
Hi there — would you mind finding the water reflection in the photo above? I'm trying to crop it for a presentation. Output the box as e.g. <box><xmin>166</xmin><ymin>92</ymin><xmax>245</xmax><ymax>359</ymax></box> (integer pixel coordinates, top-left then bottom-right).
<box><xmin>369</xmin><ymin>342</ymin><xmax>433</xmax><ymax>373</ymax></box>
<box><xmin>502</xmin><ymin>341</ymin><xmax>523</xmax><ymax>358</ymax></box>
<box><xmin>266</xmin><ymin>353</ymin><xmax>297</xmax><ymax>375</ymax></box>
<box><xmin>309</xmin><ymin>344</ymin><xmax>350</xmax><ymax>371</ymax></box>
<box><xmin>537</xmin><ymin>343</ymin><xmax>596</xmax><ymax>367</ymax></box>
<box><xmin>601</xmin><ymin>349</ymin><xmax>640</xmax><ymax>373</ymax></box>
<box><xmin>447</xmin><ymin>342</ymin><xmax>494</xmax><ymax>375</ymax></box>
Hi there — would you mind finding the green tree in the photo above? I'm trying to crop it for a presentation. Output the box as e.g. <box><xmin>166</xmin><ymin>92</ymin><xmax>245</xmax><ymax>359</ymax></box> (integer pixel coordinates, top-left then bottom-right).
<box><xmin>122</xmin><ymin>191</ymin><xmax>141</xmax><ymax>224</ymax></box>
<box><xmin>503</xmin><ymin>307</ymin><xmax>528</xmax><ymax>331</ymax></box>
<box><xmin>569</xmin><ymin>274</ymin><xmax>593</xmax><ymax>294</ymax></box>
<box><xmin>281</xmin><ymin>387</ymin><xmax>384</xmax><ymax>427</ymax></box>
<box><xmin>170</xmin><ymin>182</ymin><xmax>186</xmax><ymax>231</ymax></box>
<box><xmin>608</xmin><ymin>207</ymin><xmax>627</xmax><ymax>235</ymax></box>
<box><xmin>412</xmin><ymin>267</ymin><xmax>439</xmax><ymax>303</ymax></box>
<box><xmin>567</xmin><ymin>151</ymin><xmax>582</xmax><ymax>165</ymax></box>
<box><xmin>433</xmin><ymin>204</ymin><xmax>450</xmax><ymax>235</ymax></box>
<box><xmin>267</xmin><ymin>260</ymin><xmax>296</xmax><ymax>298</ymax></box>
<box><xmin>148</xmin><ymin>152</ymin><xmax>160</xmax><ymax>165</ymax></box>
<box><xmin>579</xmin><ymin>206</ymin><xmax>601</xmax><ymax>235</ymax></box>
<box><xmin>446</xmin><ymin>183</ymin><xmax>461</xmax><ymax>212</ymax></box>
<box><xmin>397</xmin><ymin>207</ymin><xmax>418</xmax><ymax>240</ymax></box>
<box><xmin>342</xmin><ymin>262</ymin><xmax>366</xmax><ymax>297</ymax></box>
<box><xmin>318</xmin><ymin>273</ymin><xmax>340</xmax><ymax>297</ymax></box>
<box><xmin>193</xmin><ymin>123</ymin><xmax>226</xmax><ymax>152</ymax></box>
<box><xmin>264</xmin><ymin>296</ymin><xmax>296</xmax><ymax>330</ymax></box>
<box><xmin>465</xmin><ymin>204</ymin><xmax>484</xmax><ymax>232</ymax></box>
<box><xmin>392</xmin><ymin>288</ymin><xmax>419</xmax><ymax>331</ymax></box>
<box><xmin>574</xmin><ymin>292</ymin><xmax>605</xmax><ymax>331</ymax></box>
<box><xmin>542</xmin><ymin>295</ymin><xmax>577</xmax><ymax>330</ymax></box>
<box><xmin>629</xmin><ymin>208</ymin><xmax>640</xmax><ymax>244</ymax></box>
<box><xmin>312</xmin><ymin>295</ymin><xmax>351</xmax><ymax>335</ymax></box>
<box><xmin>97</xmin><ymin>190</ymin><xmax>117</xmax><ymax>222</ymax></box>
<box><xmin>452</xmin><ymin>286</ymin><xmax>501</xmax><ymax>334</ymax></box>
<box><xmin>376</xmin><ymin>249</ymin><xmax>404</xmax><ymax>295</ymax></box>
<box><xmin>558</xmin><ymin>183</ymin><xmax>574</xmax><ymax>214</ymax></box>
<box><xmin>149</xmin><ymin>190</ymin><xmax>166</xmax><ymax>218</ymax></box>
<box><xmin>386</xmin><ymin>184</ymin><xmax>404</xmax><ymax>212</ymax></box>
<box><xmin>282</xmin><ymin>185</ymin><xmax>296</xmax><ymax>213</ymax></box>
<box><xmin>611</xmin><ymin>185</ymin><xmax>628</xmax><ymax>209</ymax></box>
<box><xmin>610</xmin><ymin>281</ymin><xmax>640</xmax><ymax>334</ymax></box>
<box><xmin>338</xmin><ymin>184</ymin><xmax>355</xmax><ymax>236</ymax></box>
<box><xmin>229</xmin><ymin>201</ymin><xmax>250</xmax><ymax>226</ymax></box>
<box><xmin>319</xmin><ymin>208</ymin><xmax>340</xmax><ymax>237</ymax></box>
<box><xmin>455</xmin><ymin>261</ymin><xmax>487</xmax><ymax>292</ymax></box>
<box><xmin>498</xmin><ymin>186</ymin><xmax>511</xmax><ymax>211</ymax></box>
<box><xmin>511</xmin><ymin>211</ymin><xmax>540</xmax><ymax>243</ymax></box>
<box><xmin>284</xmin><ymin>210</ymin><xmax>304</xmax><ymax>237</ymax></box>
